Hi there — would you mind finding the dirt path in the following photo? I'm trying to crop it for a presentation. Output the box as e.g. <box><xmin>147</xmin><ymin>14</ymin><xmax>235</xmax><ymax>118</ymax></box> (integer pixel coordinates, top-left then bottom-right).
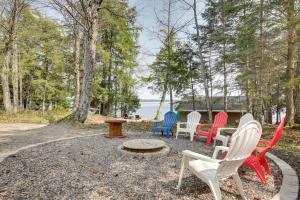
<box><xmin>0</xmin><ymin>123</ymin><xmax>104</xmax><ymax>154</ymax></box>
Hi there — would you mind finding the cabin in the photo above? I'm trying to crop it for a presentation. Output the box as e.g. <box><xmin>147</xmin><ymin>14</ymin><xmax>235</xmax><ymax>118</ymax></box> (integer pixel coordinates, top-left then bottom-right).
<box><xmin>176</xmin><ymin>96</ymin><xmax>247</xmax><ymax>124</ymax></box>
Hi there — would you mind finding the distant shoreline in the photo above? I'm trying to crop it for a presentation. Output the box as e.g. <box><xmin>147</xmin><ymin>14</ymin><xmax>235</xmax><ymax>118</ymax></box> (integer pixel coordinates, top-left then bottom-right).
<box><xmin>140</xmin><ymin>99</ymin><xmax>179</xmax><ymax>102</ymax></box>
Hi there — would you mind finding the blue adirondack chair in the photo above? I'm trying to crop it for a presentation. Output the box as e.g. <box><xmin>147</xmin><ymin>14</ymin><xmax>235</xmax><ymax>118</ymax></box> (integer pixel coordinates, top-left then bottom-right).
<box><xmin>153</xmin><ymin>111</ymin><xmax>177</xmax><ymax>138</ymax></box>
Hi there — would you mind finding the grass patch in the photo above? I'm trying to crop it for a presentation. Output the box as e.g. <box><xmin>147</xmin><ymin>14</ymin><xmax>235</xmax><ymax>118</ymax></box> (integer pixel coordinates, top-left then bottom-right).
<box><xmin>0</xmin><ymin>110</ymin><xmax>71</xmax><ymax>124</ymax></box>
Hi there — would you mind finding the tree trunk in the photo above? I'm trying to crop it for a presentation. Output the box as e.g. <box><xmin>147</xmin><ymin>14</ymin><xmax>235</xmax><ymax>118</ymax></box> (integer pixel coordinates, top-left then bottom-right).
<box><xmin>255</xmin><ymin>0</ymin><xmax>264</xmax><ymax>123</ymax></box>
<box><xmin>266</xmin><ymin>79</ymin><xmax>273</xmax><ymax>124</ymax></box>
<box><xmin>19</xmin><ymin>69</ymin><xmax>23</xmax><ymax>110</ymax></box>
<box><xmin>42</xmin><ymin>84</ymin><xmax>46</xmax><ymax>115</ymax></box>
<box><xmin>12</xmin><ymin>23</ymin><xmax>19</xmax><ymax>113</ymax></box>
<box><xmin>220</xmin><ymin>0</ymin><xmax>228</xmax><ymax>112</ymax></box>
<box><xmin>169</xmin><ymin>84</ymin><xmax>173</xmax><ymax>112</ymax></box>
<box><xmin>285</xmin><ymin>0</ymin><xmax>295</xmax><ymax>126</ymax></box>
<box><xmin>190</xmin><ymin>61</ymin><xmax>195</xmax><ymax>110</ymax></box>
<box><xmin>74</xmin><ymin>22</ymin><xmax>81</xmax><ymax>110</ymax></box>
<box><xmin>166</xmin><ymin>0</ymin><xmax>174</xmax><ymax>112</ymax></box>
<box><xmin>245</xmin><ymin>57</ymin><xmax>251</xmax><ymax>112</ymax></box>
<box><xmin>193</xmin><ymin>0</ymin><xmax>212</xmax><ymax>121</ymax></box>
<box><xmin>1</xmin><ymin>44</ymin><xmax>12</xmax><ymax>113</ymax></box>
<box><xmin>295</xmin><ymin>30</ymin><xmax>300</xmax><ymax>124</ymax></box>
<box><xmin>276</xmin><ymin>79</ymin><xmax>281</xmax><ymax>124</ymax></box>
<box><xmin>155</xmin><ymin>81</ymin><xmax>168</xmax><ymax>120</ymax></box>
<box><xmin>75</xmin><ymin>18</ymin><xmax>99</xmax><ymax>122</ymax></box>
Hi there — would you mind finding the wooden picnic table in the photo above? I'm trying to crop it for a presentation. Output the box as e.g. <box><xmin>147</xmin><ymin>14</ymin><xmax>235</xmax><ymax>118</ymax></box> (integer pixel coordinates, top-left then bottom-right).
<box><xmin>105</xmin><ymin>120</ymin><xmax>126</xmax><ymax>138</ymax></box>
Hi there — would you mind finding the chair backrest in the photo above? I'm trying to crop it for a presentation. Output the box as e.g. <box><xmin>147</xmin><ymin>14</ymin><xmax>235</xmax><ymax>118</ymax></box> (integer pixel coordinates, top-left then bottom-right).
<box><xmin>237</xmin><ymin>113</ymin><xmax>254</xmax><ymax>129</ymax></box>
<box><xmin>217</xmin><ymin>120</ymin><xmax>262</xmax><ymax>178</ymax></box>
<box><xmin>269</xmin><ymin>117</ymin><xmax>285</xmax><ymax>148</ymax></box>
<box><xmin>186</xmin><ymin>111</ymin><xmax>201</xmax><ymax>130</ymax></box>
<box><xmin>211</xmin><ymin>112</ymin><xmax>228</xmax><ymax>136</ymax></box>
<box><xmin>163</xmin><ymin>111</ymin><xmax>177</xmax><ymax>127</ymax></box>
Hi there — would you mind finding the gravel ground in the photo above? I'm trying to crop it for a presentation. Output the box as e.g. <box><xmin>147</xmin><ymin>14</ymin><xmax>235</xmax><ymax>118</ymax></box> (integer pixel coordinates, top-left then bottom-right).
<box><xmin>0</xmin><ymin>130</ymin><xmax>281</xmax><ymax>200</ymax></box>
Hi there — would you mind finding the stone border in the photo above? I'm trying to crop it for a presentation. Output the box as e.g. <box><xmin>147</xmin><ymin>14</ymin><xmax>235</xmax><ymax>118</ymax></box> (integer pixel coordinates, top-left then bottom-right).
<box><xmin>267</xmin><ymin>152</ymin><xmax>299</xmax><ymax>200</ymax></box>
<box><xmin>0</xmin><ymin>135</ymin><xmax>298</xmax><ymax>199</ymax></box>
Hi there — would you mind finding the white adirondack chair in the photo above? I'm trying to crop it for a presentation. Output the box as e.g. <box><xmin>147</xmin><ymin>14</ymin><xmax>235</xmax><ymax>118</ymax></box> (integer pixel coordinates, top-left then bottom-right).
<box><xmin>213</xmin><ymin>113</ymin><xmax>254</xmax><ymax>146</ymax></box>
<box><xmin>176</xmin><ymin>111</ymin><xmax>201</xmax><ymax>141</ymax></box>
<box><xmin>177</xmin><ymin>120</ymin><xmax>262</xmax><ymax>200</ymax></box>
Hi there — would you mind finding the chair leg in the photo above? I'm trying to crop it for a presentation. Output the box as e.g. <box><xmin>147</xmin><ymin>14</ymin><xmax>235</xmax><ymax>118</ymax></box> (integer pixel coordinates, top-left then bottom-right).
<box><xmin>213</xmin><ymin>138</ymin><xmax>217</xmax><ymax>146</ymax></box>
<box><xmin>244</xmin><ymin>160</ymin><xmax>267</xmax><ymax>184</ymax></box>
<box><xmin>207</xmin><ymin>179</ymin><xmax>222</xmax><ymax>200</ymax></box>
<box><xmin>177</xmin><ymin>155</ymin><xmax>189</xmax><ymax>189</ymax></box>
<box><xmin>233</xmin><ymin>173</ymin><xmax>247</xmax><ymax>200</ymax></box>
<box><xmin>166</xmin><ymin>130</ymin><xmax>170</xmax><ymax>138</ymax></box>
<box><xmin>260</xmin><ymin>156</ymin><xmax>272</xmax><ymax>175</ymax></box>
<box><xmin>206</xmin><ymin>135</ymin><xmax>212</xmax><ymax>145</ymax></box>
<box><xmin>189</xmin><ymin>131</ymin><xmax>194</xmax><ymax>141</ymax></box>
<box><xmin>176</xmin><ymin>130</ymin><xmax>179</xmax><ymax>139</ymax></box>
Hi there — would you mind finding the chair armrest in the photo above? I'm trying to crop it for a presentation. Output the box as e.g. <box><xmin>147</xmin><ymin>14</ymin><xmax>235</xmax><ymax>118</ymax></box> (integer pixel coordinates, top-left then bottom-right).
<box><xmin>212</xmin><ymin>146</ymin><xmax>229</xmax><ymax>159</ymax></box>
<box><xmin>177</xmin><ymin>122</ymin><xmax>187</xmax><ymax>128</ymax></box>
<box><xmin>196</xmin><ymin>124</ymin><xmax>211</xmax><ymax>133</ymax></box>
<box><xmin>197</xmin><ymin>124</ymin><xmax>210</xmax><ymax>128</ymax></box>
<box><xmin>154</xmin><ymin>121</ymin><xmax>162</xmax><ymax>127</ymax></box>
<box><xmin>182</xmin><ymin>150</ymin><xmax>220</xmax><ymax>163</ymax></box>
<box><xmin>259</xmin><ymin>139</ymin><xmax>271</xmax><ymax>145</ymax></box>
<box><xmin>218</xmin><ymin>128</ymin><xmax>237</xmax><ymax>132</ymax></box>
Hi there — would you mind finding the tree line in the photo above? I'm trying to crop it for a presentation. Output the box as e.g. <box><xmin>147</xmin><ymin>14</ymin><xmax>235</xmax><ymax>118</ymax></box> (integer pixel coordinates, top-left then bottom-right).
<box><xmin>147</xmin><ymin>0</ymin><xmax>300</xmax><ymax>125</ymax></box>
<box><xmin>0</xmin><ymin>0</ymin><xmax>140</xmax><ymax>122</ymax></box>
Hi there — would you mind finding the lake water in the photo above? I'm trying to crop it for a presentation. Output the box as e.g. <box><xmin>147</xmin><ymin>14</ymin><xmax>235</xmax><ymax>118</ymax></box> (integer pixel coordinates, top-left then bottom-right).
<box><xmin>132</xmin><ymin>101</ymin><xmax>171</xmax><ymax>118</ymax></box>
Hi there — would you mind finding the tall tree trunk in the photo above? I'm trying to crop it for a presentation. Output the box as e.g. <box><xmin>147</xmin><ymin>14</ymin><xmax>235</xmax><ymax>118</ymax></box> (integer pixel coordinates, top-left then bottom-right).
<box><xmin>74</xmin><ymin>22</ymin><xmax>81</xmax><ymax>110</ymax></box>
<box><xmin>243</xmin><ymin>1</ymin><xmax>251</xmax><ymax>113</ymax></box>
<box><xmin>190</xmin><ymin>61</ymin><xmax>195</xmax><ymax>110</ymax></box>
<box><xmin>220</xmin><ymin>0</ymin><xmax>228</xmax><ymax>112</ymax></box>
<box><xmin>1</xmin><ymin>44</ymin><xmax>12</xmax><ymax>113</ymax></box>
<box><xmin>19</xmin><ymin>69</ymin><xmax>23</xmax><ymax>110</ymax></box>
<box><xmin>266</xmin><ymin>79</ymin><xmax>273</xmax><ymax>123</ymax></box>
<box><xmin>155</xmin><ymin>81</ymin><xmax>168</xmax><ymax>120</ymax></box>
<box><xmin>1</xmin><ymin>0</ymin><xmax>23</xmax><ymax>113</ymax></box>
<box><xmin>285</xmin><ymin>0</ymin><xmax>295</xmax><ymax>126</ymax></box>
<box><xmin>75</xmin><ymin>17</ymin><xmax>99</xmax><ymax>122</ymax></box>
<box><xmin>12</xmin><ymin>22</ymin><xmax>19</xmax><ymax>113</ymax></box>
<box><xmin>193</xmin><ymin>0</ymin><xmax>212</xmax><ymax>121</ymax></box>
<box><xmin>255</xmin><ymin>0</ymin><xmax>264</xmax><ymax>123</ymax></box>
<box><xmin>295</xmin><ymin>30</ymin><xmax>300</xmax><ymax>124</ymax></box>
<box><xmin>166</xmin><ymin>0</ymin><xmax>174</xmax><ymax>112</ymax></box>
<box><xmin>169</xmin><ymin>84</ymin><xmax>173</xmax><ymax>112</ymax></box>
<box><xmin>245</xmin><ymin>57</ymin><xmax>251</xmax><ymax>112</ymax></box>
<box><xmin>107</xmin><ymin>39</ymin><xmax>113</xmax><ymax>115</ymax></box>
<box><xmin>276</xmin><ymin>78</ymin><xmax>281</xmax><ymax>124</ymax></box>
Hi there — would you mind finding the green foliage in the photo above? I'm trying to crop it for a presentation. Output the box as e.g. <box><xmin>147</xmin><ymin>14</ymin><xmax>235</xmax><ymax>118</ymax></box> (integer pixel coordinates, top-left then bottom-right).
<box><xmin>146</xmin><ymin>32</ymin><xmax>192</xmax><ymax>96</ymax></box>
<box><xmin>91</xmin><ymin>0</ymin><xmax>141</xmax><ymax>116</ymax></box>
<box><xmin>17</xmin><ymin>8</ymin><xmax>72</xmax><ymax>110</ymax></box>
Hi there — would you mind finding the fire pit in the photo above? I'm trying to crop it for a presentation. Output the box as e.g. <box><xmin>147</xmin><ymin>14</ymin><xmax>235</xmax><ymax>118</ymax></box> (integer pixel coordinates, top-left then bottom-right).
<box><xmin>118</xmin><ymin>139</ymin><xmax>170</xmax><ymax>157</ymax></box>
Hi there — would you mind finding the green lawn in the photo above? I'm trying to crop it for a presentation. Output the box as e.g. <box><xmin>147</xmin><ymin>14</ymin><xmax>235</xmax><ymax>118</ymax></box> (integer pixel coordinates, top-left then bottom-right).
<box><xmin>0</xmin><ymin>110</ymin><xmax>71</xmax><ymax>124</ymax></box>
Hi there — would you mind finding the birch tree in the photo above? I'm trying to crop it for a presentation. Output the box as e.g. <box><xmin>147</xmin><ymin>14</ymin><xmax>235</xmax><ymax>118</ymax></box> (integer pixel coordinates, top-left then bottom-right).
<box><xmin>0</xmin><ymin>0</ymin><xmax>26</xmax><ymax>113</ymax></box>
<box><xmin>50</xmin><ymin>0</ymin><xmax>104</xmax><ymax>122</ymax></box>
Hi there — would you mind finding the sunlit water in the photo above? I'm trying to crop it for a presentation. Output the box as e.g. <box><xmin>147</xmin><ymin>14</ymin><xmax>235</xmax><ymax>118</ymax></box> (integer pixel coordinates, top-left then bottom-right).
<box><xmin>132</xmin><ymin>101</ymin><xmax>171</xmax><ymax>119</ymax></box>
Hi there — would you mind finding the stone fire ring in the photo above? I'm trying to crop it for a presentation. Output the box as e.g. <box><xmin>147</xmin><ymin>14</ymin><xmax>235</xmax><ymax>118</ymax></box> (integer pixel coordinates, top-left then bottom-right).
<box><xmin>118</xmin><ymin>139</ymin><xmax>170</xmax><ymax>157</ymax></box>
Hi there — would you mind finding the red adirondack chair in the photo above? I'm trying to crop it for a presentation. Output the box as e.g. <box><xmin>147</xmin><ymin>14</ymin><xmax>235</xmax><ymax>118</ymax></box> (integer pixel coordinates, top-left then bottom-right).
<box><xmin>243</xmin><ymin>117</ymin><xmax>285</xmax><ymax>184</ymax></box>
<box><xmin>195</xmin><ymin>112</ymin><xmax>228</xmax><ymax>145</ymax></box>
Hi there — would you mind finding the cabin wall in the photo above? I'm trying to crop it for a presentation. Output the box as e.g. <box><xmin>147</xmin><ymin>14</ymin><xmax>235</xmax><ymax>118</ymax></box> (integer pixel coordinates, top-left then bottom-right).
<box><xmin>178</xmin><ymin>111</ymin><xmax>243</xmax><ymax>125</ymax></box>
